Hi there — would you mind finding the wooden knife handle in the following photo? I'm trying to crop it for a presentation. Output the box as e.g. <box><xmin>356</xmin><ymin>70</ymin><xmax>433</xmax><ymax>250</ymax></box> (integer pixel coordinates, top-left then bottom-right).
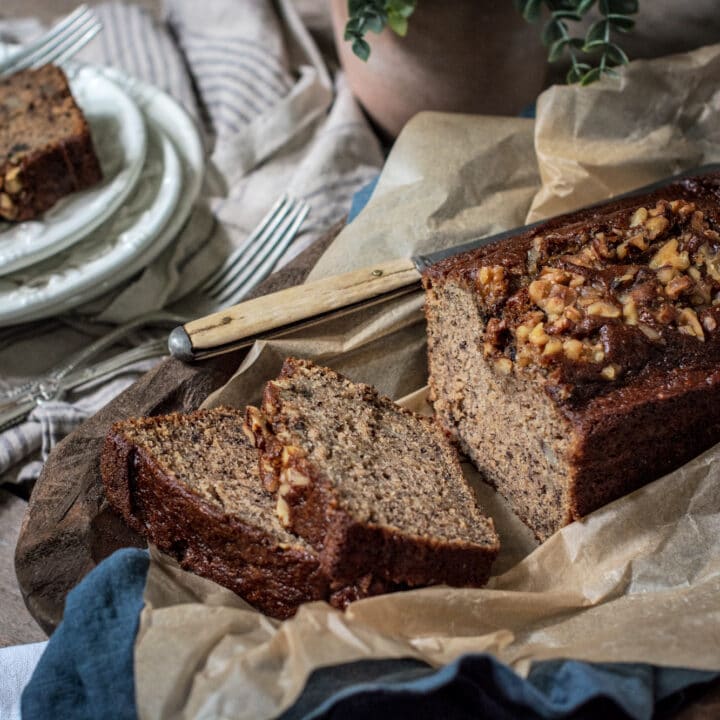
<box><xmin>169</xmin><ymin>257</ymin><xmax>422</xmax><ymax>360</ymax></box>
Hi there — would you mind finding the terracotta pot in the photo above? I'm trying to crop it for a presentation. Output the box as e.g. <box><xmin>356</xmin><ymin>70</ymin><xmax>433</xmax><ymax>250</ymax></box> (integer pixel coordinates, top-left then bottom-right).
<box><xmin>330</xmin><ymin>0</ymin><xmax>549</xmax><ymax>139</ymax></box>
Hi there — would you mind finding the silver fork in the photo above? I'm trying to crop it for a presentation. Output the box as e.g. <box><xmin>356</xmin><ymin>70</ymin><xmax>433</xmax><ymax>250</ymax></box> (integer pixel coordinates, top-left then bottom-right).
<box><xmin>0</xmin><ymin>5</ymin><xmax>102</xmax><ymax>77</ymax></box>
<box><xmin>0</xmin><ymin>196</ymin><xmax>310</xmax><ymax>425</ymax></box>
<box><xmin>0</xmin><ymin>337</ymin><xmax>167</xmax><ymax>433</ymax></box>
<box><xmin>200</xmin><ymin>194</ymin><xmax>310</xmax><ymax>306</ymax></box>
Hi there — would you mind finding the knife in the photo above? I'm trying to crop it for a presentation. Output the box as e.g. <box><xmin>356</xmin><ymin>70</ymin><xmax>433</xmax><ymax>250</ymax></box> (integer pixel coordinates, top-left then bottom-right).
<box><xmin>168</xmin><ymin>164</ymin><xmax>720</xmax><ymax>362</ymax></box>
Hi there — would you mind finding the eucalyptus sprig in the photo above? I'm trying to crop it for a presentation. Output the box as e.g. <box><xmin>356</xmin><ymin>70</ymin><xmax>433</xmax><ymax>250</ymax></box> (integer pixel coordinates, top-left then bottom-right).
<box><xmin>344</xmin><ymin>0</ymin><xmax>639</xmax><ymax>85</ymax></box>
<box><xmin>516</xmin><ymin>0</ymin><xmax>639</xmax><ymax>84</ymax></box>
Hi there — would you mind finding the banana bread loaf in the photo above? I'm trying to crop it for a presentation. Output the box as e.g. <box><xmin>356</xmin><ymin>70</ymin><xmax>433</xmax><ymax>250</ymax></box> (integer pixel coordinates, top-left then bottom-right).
<box><xmin>101</xmin><ymin>407</ymin><xmax>392</xmax><ymax>619</ymax></box>
<box><xmin>0</xmin><ymin>64</ymin><xmax>102</xmax><ymax>222</ymax></box>
<box><xmin>423</xmin><ymin>172</ymin><xmax>720</xmax><ymax>541</ymax></box>
<box><xmin>246</xmin><ymin>358</ymin><xmax>500</xmax><ymax>588</ymax></box>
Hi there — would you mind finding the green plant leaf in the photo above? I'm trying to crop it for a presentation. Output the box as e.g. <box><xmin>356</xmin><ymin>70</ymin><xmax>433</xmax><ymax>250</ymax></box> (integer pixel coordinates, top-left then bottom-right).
<box><xmin>575</xmin><ymin>0</ymin><xmax>597</xmax><ymax>14</ymax></box>
<box><xmin>541</xmin><ymin>19</ymin><xmax>565</xmax><ymax>47</ymax></box>
<box><xmin>551</xmin><ymin>10</ymin><xmax>582</xmax><ymax>21</ymax></box>
<box><xmin>352</xmin><ymin>37</ymin><xmax>371</xmax><ymax>61</ymax></box>
<box><xmin>363</xmin><ymin>12</ymin><xmax>385</xmax><ymax>34</ymax></box>
<box><xmin>585</xmin><ymin>19</ymin><xmax>610</xmax><ymax>44</ymax></box>
<box><xmin>387</xmin><ymin>11</ymin><xmax>408</xmax><ymax>36</ymax></box>
<box><xmin>566</xmin><ymin>62</ymin><xmax>592</xmax><ymax>83</ymax></box>
<box><xmin>607</xmin><ymin>13</ymin><xmax>635</xmax><ymax>31</ymax></box>
<box><xmin>606</xmin><ymin>0</ymin><xmax>638</xmax><ymax>13</ymax></box>
<box><xmin>582</xmin><ymin>39</ymin><xmax>607</xmax><ymax>52</ymax></box>
<box><xmin>581</xmin><ymin>66</ymin><xmax>603</xmax><ymax>85</ymax></box>
<box><xmin>521</xmin><ymin>0</ymin><xmax>544</xmax><ymax>23</ymax></box>
<box><xmin>387</xmin><ymin>0</ymin><xmax>416</xmax><ymax>17</ymax></box>
<box><xmin>547</xmin><ymin>36</ymin><xmax>570</xmax><ymax>62</ymax></box>
<box><xmin>604</xmin><ymin>42</ymin><xmax>630</xmax><ymax>65</ymax></box>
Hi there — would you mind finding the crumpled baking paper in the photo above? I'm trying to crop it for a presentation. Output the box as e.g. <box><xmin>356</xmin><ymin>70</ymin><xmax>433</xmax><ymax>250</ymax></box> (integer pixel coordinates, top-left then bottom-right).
<box><xmin>135</xmin><ymin>42</ymin><xmax>720</xmax><ymax>720</ymax></box>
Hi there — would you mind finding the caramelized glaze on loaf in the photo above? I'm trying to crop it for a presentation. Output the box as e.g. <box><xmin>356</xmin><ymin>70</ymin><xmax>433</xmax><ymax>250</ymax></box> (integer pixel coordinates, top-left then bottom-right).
<box><xmin>246</xmin><ymin>358</ymin><xmax>499</xmax><ymax>588</ymax></box>
<box><xmin>423</xmin><ymin>172</ymin><xmax>720</xmax><ymax>540</ymax></box>
<box><xmin>101</xmin><ymin>407</ymin><xmax>393</xmax><ymax>619</ymax></box>
<box><xmin>0</xmin><ymin>65</ymin><xmax>102</xmax><ymax>221</ymax></box>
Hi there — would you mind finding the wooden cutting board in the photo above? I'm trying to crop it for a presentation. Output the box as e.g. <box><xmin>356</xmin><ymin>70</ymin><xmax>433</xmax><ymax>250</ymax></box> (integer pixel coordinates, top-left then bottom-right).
<box><xmin>14</xmin><ymin>221</ymin><xmax>343</xmax><ymax>634</ymax></box>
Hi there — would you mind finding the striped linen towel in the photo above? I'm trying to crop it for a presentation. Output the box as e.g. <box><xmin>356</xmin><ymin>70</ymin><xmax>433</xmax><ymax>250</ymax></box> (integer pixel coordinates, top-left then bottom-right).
<box><xmin>0</xmin><ymin>0</ymin><xmax>383</xmax><ymax>484</ymax></box>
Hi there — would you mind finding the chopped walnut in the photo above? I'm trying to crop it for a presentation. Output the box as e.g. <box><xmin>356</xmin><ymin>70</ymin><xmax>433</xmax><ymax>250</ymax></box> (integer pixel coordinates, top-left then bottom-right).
<box><xmin>478</xmin><ymin>195</ymin><xmax>719</xmax><ymax>381</ymax></box>
<box><xmin>678</xmin><ymin>308</ymin><xmax>704</xmax><ymax>340</ymax></box>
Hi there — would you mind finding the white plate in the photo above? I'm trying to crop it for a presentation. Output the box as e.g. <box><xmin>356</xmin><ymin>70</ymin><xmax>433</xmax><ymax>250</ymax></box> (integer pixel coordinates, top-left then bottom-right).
<box><xmin>0</xmin><ymin>64</ymin><xmax>147</xmax><ymax>275</ymax></box>
<box><xmin>0</xmin><ymin>67</ymin><xmax>204</xmax><ymax>325</ymax></box>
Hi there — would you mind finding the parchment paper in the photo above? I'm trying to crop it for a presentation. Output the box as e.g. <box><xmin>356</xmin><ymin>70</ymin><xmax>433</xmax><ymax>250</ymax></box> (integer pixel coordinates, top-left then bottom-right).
<box><xmin>135</xmin><ymin>43</ymin><xmax>720</xmax><ymax>720</ymax></box>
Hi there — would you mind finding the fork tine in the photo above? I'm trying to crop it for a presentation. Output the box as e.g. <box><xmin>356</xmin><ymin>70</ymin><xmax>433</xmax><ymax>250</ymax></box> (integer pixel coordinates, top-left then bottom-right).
<box><xmin>2</xmin><ymin>6</ymin><xmax>95</xmax><ymax>73</ymax></box>
<box><xmin>207</xmin><ymin>200</ymin><xmax>304</xmax><ymax>303</ymax></box>
<box><xmin>221</xmin><ymin>202</ymin><xmax>311</xmax><ymax>305</ymax></box>
<box><xmin>15</xmin><ymin>12</ymin><xmax>98</xmax><ymax>72</ymax></box>
<box><xmin>0</xmin><ymin>4</ymin><xmax>90</xmax><ymax>74</ymax></box>
<box><xmin>211</xmin><ymin>200</ymin><xmax>309</xmax><ymax>306</ymax></box>
<box><xmin>202</xmin><ymin>195</ymin><xmax>289</xmax><ymax>292</ymax></box>
<box><xmin>49</xmin><ymin>22</ymin><xmax>103</xmax><ymax>67</ymax></box>
<box><xmin>204</xmin><ymin>197</ymin><xmax>297</xmax><ymax>297</ymax></box>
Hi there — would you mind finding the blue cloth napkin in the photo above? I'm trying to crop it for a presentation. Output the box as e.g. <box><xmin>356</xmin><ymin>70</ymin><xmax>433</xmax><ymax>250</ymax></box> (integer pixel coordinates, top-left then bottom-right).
<box><xmin>21</xmin><ymin>548</ymin><xmax>719</xmax><ymax>720</ymax></box>
<box><xmin>22</xmin><ymin>549</ymin><xmax>148</xmax><ymax>720</ymax></box>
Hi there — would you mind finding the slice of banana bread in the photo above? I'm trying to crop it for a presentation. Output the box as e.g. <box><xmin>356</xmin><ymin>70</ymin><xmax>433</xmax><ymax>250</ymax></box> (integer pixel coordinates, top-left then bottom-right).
<box><xmin>0</xmin><ymin>64</ymin><xmax>102</xmax><ymax>221</ymax></box>
<box><xmin>246</xmin><ymin>358</ymin><xmax>499</xmax><ymax>588</ymax></box>
<box><xmin>423</xmin><ymin>172</ymin><xmax>720</xmax><ymax>541</ymax></box>
<box><xmin>101</xmin><ymin>407</ymin><xmax>391</xmax><ymax>619</ymax></box>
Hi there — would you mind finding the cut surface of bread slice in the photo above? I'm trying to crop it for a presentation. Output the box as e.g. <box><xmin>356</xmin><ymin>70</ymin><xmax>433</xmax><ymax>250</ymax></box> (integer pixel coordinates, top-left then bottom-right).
<box><xmin>247</xmin><ymin>358</ymin><xmax>499</xmax><ymax>588</ymax></box>
<box><xmin>0</xmin><ymin>65</ymin><xmax>102</xmax><ymax>221</ymax></box>
<box><xmin>101</xmin><ymin>407</ymin><xmax>389</xmax><ymax>619</ymax></box>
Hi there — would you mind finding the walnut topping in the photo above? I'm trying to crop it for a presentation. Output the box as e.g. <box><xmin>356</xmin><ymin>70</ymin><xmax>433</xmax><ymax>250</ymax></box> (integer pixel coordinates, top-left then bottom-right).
<box><xmin>650</xmin><ymin>239</ymin><xmax>690</xmax><ymax>271</ymax></box>
<box><xmin>477</xmin><ymin>195</ymin><xmax>720</xmax><ymax>382</ymax></box>
<box><xmin>601</xmin><ymin>364</ymin><xmax>621</xmax><ymax>380</ymax></box>
<box><xmin>281</xmin><ymin>445</ymin><xmax>305</xmax><ymax>466</ymax></box>
<box><xmin>563</xmin><ymin>339</ymin><xmax>584</xmax><ymax>360</ymax></box>
<box><xmin>645</xmin><ymin>215</ymin><xmax>670</xmax><ymax>240</ymax></box>
<box><xmin>528</xmin><ymin>322</ymin><xmax>549</xmax><ymax>346</ymax></box>
<box><xmin>0</xmin><ymin>192</ymin><xmax>17</xmax><ymax>219</ymax></box>
<box><xmin>241</xmin><ymin>423</ymin><xmax>256</xmax><ymax>445</ymax></box>
<box><xmin>620</xmin><ymin>295</ymin><xmax>638</xmax><ymax>325</ymax></box>
<box><xmin>476</xmin><ymin>265</ymin><xmax>508</xmax><ymax>305</ymax></box>
<box><xmin>542</xmin><ymin>338</ymin><xmax>563</xmax><ymax>356</ymax></box>
<box><xmin>4</xmin><ymin>166</ymin><xmax>22</xmax><ymax>194</ymax></box>
<box><xmin>280</xmin><ymin>466</ymin><xmax>311</xmax><ymax>487</ymax></box>
<box><xmin>587</xmin><ymin>301</ymin><xmax>621</xmax><ymax>318</ymax></box>
<box><xmin>276</xmin><ymin>496</ymin><xmax>291</xmax><ymax>526</ymax></box>
<box><xmin>678</xmin><ymin>308</ymin><xmax>704</xmax><ymax>340</ymax></box>
<box><xmin>245</xmin><ymin>406</ymin><xmax>266</xmax><ymax>435</ymax></box>
<box><xmin>630</xmin><ymin>207</ymin><xmax>648</xmax><ymax>227</ymax></box>
<box><xmin>665</xmin><ymin>274</ymin><xmax>693</xmax><ymax>300</ymax></box>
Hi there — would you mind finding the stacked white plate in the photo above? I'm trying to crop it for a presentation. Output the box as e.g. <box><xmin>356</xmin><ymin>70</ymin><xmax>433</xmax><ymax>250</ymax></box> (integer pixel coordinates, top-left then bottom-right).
<box><xmin>0</xmin><ymin>49</ymin><xmax>205</xmax><ymax>326</ymax></box>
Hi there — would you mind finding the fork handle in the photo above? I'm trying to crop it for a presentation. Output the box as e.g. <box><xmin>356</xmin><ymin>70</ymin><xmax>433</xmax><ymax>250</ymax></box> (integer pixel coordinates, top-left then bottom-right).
<box><xmin>169</xmin><ymin>258</ymin><xmax>421</xmax><ymax>361</ymax></box>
